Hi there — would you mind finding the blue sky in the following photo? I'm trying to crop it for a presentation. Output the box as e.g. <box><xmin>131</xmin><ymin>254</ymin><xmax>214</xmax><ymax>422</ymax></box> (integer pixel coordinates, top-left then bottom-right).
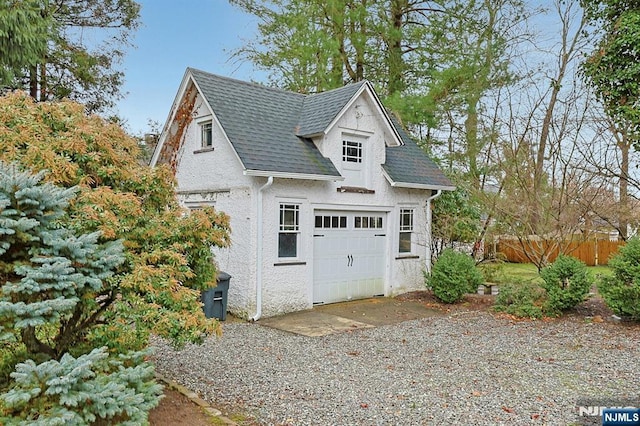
<box><xmin>116</xmin><ymin>1</ymin><xmax>262</xmax><ymax>136</ymax></box>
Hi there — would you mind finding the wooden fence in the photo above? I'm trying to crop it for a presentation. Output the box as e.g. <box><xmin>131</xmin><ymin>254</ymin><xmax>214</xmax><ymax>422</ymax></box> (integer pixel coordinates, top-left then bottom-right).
<box><xmin>488</xmin><ymin>238</ymin><xmax>625</xmax><ymax>266</ymax></box>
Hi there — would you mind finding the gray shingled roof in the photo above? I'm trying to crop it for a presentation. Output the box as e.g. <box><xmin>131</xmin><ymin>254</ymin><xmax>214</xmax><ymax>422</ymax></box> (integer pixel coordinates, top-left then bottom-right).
<box><xmin>296</xmin><ymin>81</ymin><xmax>367</xmax><ymax>137</ymax></box>
<box><xmin>382</xmin><ymin>114</ymin><xmax>455</xmax><ymax>189</ymax></box>
<box><xmin>188</xmin><ymin>68</ymin><xmax>453</xmax><ymax>189</ymax></box>
<box><xmin>190</xmin><ymin>68</ymin><xmax>340</xmax><ymax>177</ymax></box>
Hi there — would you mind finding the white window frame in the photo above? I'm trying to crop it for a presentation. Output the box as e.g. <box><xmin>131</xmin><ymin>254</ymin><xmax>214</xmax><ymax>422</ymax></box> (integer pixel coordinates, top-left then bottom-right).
<box><xmin>278</xmin><ymin>203</ymin><xmax>300</xmax><ymax>259</ymax></box>
<box><xmin>342</xmin><ymin>140</ymin><xmax>363</xmax><ymax>163</ymax></box>
<box><xmin>315</xmin><ymin>214</ymin><xmax>347</xmax><ymax>229</ymax></box>
<box><xmin>200</xmin><ymin>120</ymin><xmax>213</xmax><ymax>148</ymax></box>
<box><xmin>355</xmin><ymin>215</ymin><xmax>384</xmax><ymax>229</ymax></box>
<box><xmin>399</xmin><ymin>208</ymin><xmax>414</xmax><ymax>254</ymax></box>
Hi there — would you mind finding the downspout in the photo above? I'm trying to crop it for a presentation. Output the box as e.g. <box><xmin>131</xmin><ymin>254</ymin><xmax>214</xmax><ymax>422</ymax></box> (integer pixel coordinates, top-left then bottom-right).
<box><xmin>251</xmin><ymin>176</ymin><xmax>273</xmax><ymax>321</ymax></box>
<box><xmin>425</xmin><ymin>190</ymin><xmax>442</xmax><ymax>274</ymax></box>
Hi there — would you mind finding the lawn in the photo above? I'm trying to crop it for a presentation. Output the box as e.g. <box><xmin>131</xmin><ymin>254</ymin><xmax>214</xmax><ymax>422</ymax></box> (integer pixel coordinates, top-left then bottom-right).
<box><xmin>479</xmin><ymin>261</ymin><xmax>612</xmax><ymax>285</ymax></box>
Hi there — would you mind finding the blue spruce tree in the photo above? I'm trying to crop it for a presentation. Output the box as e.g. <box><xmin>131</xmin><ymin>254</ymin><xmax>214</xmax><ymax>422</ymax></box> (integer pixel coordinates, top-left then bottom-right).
<box><xmin>0</xmin><ymin>162</ymin><xmax>161</xmax><ymax>424</ymax></box>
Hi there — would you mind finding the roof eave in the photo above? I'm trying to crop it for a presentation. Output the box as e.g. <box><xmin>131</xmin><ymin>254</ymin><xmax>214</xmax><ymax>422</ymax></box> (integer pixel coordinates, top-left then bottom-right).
<box><xmin>322</xmin><ymin>82</ymin><xmax>405</xmax><ymax>147</ymax></box>
<box><xmin>244</xmin><ymin>169</ymin><xmax>345</xmax><ymax>181</ymax></box>
<box><xmin>382</xmin><ymin>168</ymin><xmax>455</xmax><ymax>191</ymax></box>
<box><xmin>150</xmin><ymin>69</ymin><xmax>196</xmax><ymax>166</ymax></box>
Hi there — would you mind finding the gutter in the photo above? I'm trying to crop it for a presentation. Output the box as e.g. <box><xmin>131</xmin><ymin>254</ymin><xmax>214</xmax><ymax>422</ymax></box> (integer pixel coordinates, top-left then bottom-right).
<box><xmin>251</xmin><ymin>176</ymin><xmax>273</xmax><ymax>321</ymax></box>
<box><xmin>425</xmin><ymin>190</ymin><xmax>442</xmax><ymax>274</ymax></box>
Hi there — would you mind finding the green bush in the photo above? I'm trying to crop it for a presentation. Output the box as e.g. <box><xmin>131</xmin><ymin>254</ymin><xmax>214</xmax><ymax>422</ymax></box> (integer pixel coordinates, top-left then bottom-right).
<box><xmin>599</xmin><ymin>237</ymin><xmax>640</xmax><ymax>320</ymax></box>
<box><xmin>540</xmin><ymin>255</ymin><xmax>592</xmax><ymax>315</ymax></box>
<box><xmin>426</xmin><ymin>249</ymin><xmax>484</xmax><ymax>303</ymax></box>
<box><xmin>494</xmin><ymin>281</ymin><xmax>546</xmax><ymax>319</ymax></box>
<box><xmin>477</xmin><ymin>260</ymin><xmax>505</xmax><ymax>283</ymax></box>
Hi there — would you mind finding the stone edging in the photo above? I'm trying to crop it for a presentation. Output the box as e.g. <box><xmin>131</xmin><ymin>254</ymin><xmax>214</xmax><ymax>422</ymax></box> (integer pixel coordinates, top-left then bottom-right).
<box><xmin>156</xmin><ymin>373</ymin><xmax>238</xmax><ymax>425</ymax></box>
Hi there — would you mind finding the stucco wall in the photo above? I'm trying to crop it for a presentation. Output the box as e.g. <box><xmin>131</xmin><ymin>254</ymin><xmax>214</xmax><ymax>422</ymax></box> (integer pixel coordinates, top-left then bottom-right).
<box><xmin>173</xmin><ymin>94</ymin><xmax>258</xmax><ymax>318</ymax></box>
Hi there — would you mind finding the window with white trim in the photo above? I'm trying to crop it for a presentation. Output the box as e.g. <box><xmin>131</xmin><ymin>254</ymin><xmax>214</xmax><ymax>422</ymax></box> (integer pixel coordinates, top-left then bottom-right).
<box><xmin>399</xmin><ymin>209</ymin><xmax>414</xmax><ymax>253</ymax></box>
<box><xmin>315</xmin><ymin>214</ymin><xmax>347</xmax><ymax>229</ymax></box>
<box><xmin>342</xmin><ymin>140</ymin><xmax>362</xmax><ymax>163</ymax></box>
<box><xmin>200</xmin><ymin>121</ymin><xmax>213</xmax><ymax>148</ymax></box>
<box><xmin>355</xmin><ymin>215</ymin><xmax>383</xmax><ymax>229</ymax></box>
<box><xmin>279</xmin><ymin>204</ymin><xmax>300</xmax><ymax>258</ymax></box>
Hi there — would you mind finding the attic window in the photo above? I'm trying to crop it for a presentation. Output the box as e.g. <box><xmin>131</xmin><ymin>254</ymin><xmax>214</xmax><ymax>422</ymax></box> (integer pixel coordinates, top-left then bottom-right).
<box><xmin>342</xmin><ymin>140</ymin><xmax>362</xmax><ymax>163</ymax></box>
<box><xmin>201</xmin><ymin>121</ymin><xmax>213</xmax><ymax>148</ymax></box>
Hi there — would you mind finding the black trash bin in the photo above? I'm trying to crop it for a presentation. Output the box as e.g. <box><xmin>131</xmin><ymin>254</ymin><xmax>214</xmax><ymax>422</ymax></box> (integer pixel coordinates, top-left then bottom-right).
<box><xmin>201</xmin><ymin>272</ymin><xmax>231</xmax><ymax>321</ymax></box>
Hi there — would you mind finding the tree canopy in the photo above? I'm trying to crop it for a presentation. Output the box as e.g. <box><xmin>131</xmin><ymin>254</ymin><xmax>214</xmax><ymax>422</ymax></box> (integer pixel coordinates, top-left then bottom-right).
<box><xmin>1</xmin><ymin>0</ymin><xmax>141</xmax><ymax>113</ymax></box>
<box><xmin>0</xmin><ymin>0</ymin><xmax>51</xmax><ymax>85</ymax></box>
<box><xmin>581</xmin><ymin>0</ymin><xmax>640</xmax><ymax>147</ymax></box>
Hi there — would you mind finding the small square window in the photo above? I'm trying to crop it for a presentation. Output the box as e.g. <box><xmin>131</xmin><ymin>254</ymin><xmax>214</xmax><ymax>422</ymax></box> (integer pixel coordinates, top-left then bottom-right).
<box><xmin>315</xmin><ymin>214</ymin><xmax>347</xmax><ymax>229</ymax></box>
<box><xmin>201</xmin><ymin>121</ymin><xmax>213</xmax><ymax>148</ymax></box>
<box><xmin>342</xmin><ymin>140</ymin><xmax>362</xmax><ymax>163</ymax></box>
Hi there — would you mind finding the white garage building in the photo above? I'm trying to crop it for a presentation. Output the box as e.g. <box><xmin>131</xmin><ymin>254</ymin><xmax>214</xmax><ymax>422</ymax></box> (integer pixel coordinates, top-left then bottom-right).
<box><xmin>151</xmin><ymin>68</ymin><xmax>454</xmax><ymax>319</ymax></box>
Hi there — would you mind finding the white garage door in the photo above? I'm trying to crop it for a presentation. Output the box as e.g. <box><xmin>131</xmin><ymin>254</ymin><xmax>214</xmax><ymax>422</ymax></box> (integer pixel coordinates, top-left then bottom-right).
<box><xmin>313</xmin><ymin>210</ymin><xmax>387</xmax><ymax>304</ymax></box>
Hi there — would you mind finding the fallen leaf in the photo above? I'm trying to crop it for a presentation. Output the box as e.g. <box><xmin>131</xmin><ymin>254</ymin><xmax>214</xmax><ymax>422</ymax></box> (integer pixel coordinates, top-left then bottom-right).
<box><xmin>360</xmin><ymin>403</ymin><xmax>368</xmax><ymax>408</ymax></box>
<box><xmin>502</xmin><ymin>406</ymin><xmax>515</xmax><ymax>414</ymax></box>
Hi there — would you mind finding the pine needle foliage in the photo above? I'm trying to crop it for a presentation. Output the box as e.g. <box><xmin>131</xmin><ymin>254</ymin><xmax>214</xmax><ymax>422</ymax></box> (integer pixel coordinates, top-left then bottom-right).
<box><xmin>599</xmin><ymin>237</ymin><xmax>640</xmax><ymax>320</ymax></box>
<box><xmin>0</xmin><ymin>163</ymin><xmax>161</xmax><ymax>424</ymax></box>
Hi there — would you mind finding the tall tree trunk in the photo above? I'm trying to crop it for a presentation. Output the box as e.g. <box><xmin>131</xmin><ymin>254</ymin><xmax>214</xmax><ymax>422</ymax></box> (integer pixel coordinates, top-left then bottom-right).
<box><xmin>618</xmin><ymin>132</ymin><xmax>629</xmax><ymax>240</ymax></box>
<box><xmin>22</xmin><ymin>326</ymin><xmax>56</xmax><ymax>359</ymax></box>
<box><xmin>387</xmin><ymin>0</ymin><xmax>406</xmax><ymax>95</ymax></box>
<box><xmin>465</xmin><ymin>94</ymin><xmax>481</xmax><ymax>189</ymax></box>
<box><xmin>29</xmin><ymin>65</ymin><xmax>38</xmax><ymax>100</ymax></box>
<box><xmin>327</xmin><ymin>0</ymin><xmax>345</xmax><ymax>88</ymax></box>
<box><xmin>39</xmin><ymin>59</ymin><xmax>47</xmax><ymax>101</ymax></box>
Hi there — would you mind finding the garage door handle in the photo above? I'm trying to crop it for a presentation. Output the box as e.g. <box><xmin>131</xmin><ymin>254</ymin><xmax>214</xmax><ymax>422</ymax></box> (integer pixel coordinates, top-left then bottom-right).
<box><xmin>347</xmin><ymin>254</ymin><xmax>353</xmax><ymax>267</ymax></box>
<box><xmin>313</xmin><ymin>234</ymin><xmax>325</xmax><ymax>237</ymax></box>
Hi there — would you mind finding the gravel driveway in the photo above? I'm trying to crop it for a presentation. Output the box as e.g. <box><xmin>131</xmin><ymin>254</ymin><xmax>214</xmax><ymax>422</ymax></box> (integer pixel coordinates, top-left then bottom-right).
<box><xmin>151</xmin><ymin>311</ymin><xmax>639</xmax><ymax>425</ymax></box>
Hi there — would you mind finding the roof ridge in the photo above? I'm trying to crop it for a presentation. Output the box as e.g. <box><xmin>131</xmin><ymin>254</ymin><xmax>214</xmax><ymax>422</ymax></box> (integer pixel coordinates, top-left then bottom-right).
<box><xmin>304</xmin><ymin>80</ymin><xmax>368</xmax><ymax>98</ymax></box>
<box><xmin>187</xmin><ymin>67</ymin><xmax>306</xmax><ymax>99</ymax></box>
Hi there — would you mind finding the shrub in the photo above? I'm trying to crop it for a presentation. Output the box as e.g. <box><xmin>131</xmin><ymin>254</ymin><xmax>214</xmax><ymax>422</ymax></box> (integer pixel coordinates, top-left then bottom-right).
<box><xmin>477</xmin><ymin>260</ymin><xmax>505</xmax><ymax>283</ymax></box>
<box><xmin>426</xmin><ymin>249</ymin><xmax>484</xmax><ymax>303</ymax></box>
<box><xmin>494</xmin><ymin>281</ymin><xmax>546</xmax><ymax>319</ymax></box>
<box><xmin>599</xmin><ymin>237</ymin><xmax>640</xmax><ymax>320</ymax></box>
<box><xmin>540</xmin><ymin>255</ymin><xmax>592</xmax><ymax>315</ymax></box>
<box><xmin>1</xmin><ymin>348</ymin><xmax>161</xmax><ymax>425</ymax></box>
<box><xmin>0</xmin><ymin>92</ymin><xmax>231</xmax><ymax>349</ymax></box>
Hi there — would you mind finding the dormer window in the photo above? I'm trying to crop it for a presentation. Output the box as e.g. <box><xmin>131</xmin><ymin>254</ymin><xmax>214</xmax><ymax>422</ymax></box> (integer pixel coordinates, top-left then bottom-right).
<box><xmin>343</xmin><ymin>140</ymin><xmax>362</xmax><ymax>163</ymax></box>
<box><xmin>340</xmin><ymin>135</ymin><xmax>368</xmax><ymax>188</ymax></box>
<box><xmin>201</xmin><ymin>121</ymin><xmax>213</xmax><ymax>148</ymax></box>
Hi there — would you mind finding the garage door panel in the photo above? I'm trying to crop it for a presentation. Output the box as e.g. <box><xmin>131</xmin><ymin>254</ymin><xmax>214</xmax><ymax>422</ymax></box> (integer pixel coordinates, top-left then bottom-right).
<box><xmin>313</xmin><ymin>211</ymin><xmax>386</xmax><ymax>305</ymax></box>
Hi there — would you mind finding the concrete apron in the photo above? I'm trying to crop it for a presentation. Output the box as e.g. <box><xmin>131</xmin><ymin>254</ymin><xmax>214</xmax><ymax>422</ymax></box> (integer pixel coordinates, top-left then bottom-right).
<box><xmin>259</xmin><ymin>297</ymin><xmax>441</xmax><ymax>337</ymax></box>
